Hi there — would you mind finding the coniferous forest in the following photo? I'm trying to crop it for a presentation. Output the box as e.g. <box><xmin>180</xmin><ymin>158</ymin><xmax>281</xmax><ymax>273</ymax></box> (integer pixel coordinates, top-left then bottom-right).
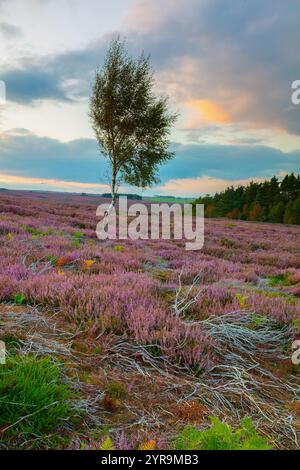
<box><xmin>193</xmin><ymin>173</ymin><xmax>300</xmax><ymax>224</ymax></box>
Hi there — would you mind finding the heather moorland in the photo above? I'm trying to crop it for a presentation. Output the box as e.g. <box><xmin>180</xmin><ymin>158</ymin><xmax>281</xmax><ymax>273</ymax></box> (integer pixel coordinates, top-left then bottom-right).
<box><xmin>0</xmin><ymin>190</ymin><xmax>299</xmax><ymax>450</ymax></box>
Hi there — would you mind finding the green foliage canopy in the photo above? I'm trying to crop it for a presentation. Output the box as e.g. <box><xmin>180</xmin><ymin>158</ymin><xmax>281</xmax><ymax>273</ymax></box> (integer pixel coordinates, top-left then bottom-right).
<box><xmin>89</xmin><ymin>38</ymin><xmax>177</xmax><ymax>203</ymax></box>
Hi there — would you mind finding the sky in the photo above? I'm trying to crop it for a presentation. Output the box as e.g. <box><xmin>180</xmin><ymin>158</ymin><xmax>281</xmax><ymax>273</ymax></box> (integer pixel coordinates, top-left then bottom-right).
<box><xmin>0</xmin><ymin>0</ymin><xmax>299</xmax><ymax>196</ymax></box>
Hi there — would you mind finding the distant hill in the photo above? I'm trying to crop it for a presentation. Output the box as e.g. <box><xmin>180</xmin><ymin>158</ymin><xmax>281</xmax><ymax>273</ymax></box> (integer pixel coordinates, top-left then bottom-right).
<box><xmin>101</xmin><ymin>193</ymin><xmax>142</xmax><ymax>200</ymax></box>
<box><xmin>144</xmin><ymin>196</ymin><xmax>194</xmax><ymax>203</ymax></box>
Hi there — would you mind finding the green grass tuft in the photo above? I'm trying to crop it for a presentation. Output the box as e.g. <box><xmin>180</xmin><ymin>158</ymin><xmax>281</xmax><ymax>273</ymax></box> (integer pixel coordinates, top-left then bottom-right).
<box><xmin>0</xmin><ymin>355</ymin><xmax>75</xmax><ymax>440</ymax></box>
<box><xmin>105</xmin><ymin>380</ymin><xmax>127</xmax><ymax>399</ymax></box>
<box><xmin>268</xmin><ymin>273</ymin><xmax>290</xmax><ymax>287</ymax></box>
<box><xmin>13</xmin><ymin>293</ymin><xmax>26</xmax><ymax>305</ymax></box>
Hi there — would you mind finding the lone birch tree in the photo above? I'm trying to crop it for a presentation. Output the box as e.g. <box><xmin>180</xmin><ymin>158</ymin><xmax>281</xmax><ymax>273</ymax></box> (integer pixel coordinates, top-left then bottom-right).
<box><xmin>89</xmin><ymin>37</ymin><xmax>177</xmax><ymax>212</ymax></box>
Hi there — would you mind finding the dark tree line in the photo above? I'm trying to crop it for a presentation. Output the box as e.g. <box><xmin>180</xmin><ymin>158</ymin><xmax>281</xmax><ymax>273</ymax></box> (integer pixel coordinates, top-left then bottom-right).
<box><xmin>193</xmin><ymin>173</ymin><xmax>300</xmax><ymax>225</ymax></box>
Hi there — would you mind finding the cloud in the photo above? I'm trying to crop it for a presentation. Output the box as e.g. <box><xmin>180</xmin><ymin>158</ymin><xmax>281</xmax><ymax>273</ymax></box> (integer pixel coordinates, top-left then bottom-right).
<box><xmin>2</xmin><ymin>0</ymin><xmax>299</xmax><ymax>138</ymax></box>
<box><xmin>0</xmin><ymin>0</ymin><xmax>299</xmax><ymax>191</ymax></box>
<box><xmin>1</xmin><ymin>35</ymin><xmax>110</xmax><ymax>104</ymax></box>
<box><xmin>0</xmin><ymin>130</ymin><xmax>104</xmax><ymax>182</ymax></box>
<box><xmin>2</xmin><ymin>67</ymin><xmax>67</xmax><ymax>104</ymax></box>
<box><xmin>126</xmin><ymin>0</ymin><xmax>300</xmax><ymax>136</ymax></box>
<box><xmin>160</xmin><ymin>142</ymin><xmax>300</xmax><ymax>182</ymax></box>
<box><xmin>156</xmin><ymin>175</ymin><xmax>267</xmax><ymax>197</ymax></box>
<box><xmin>0</xmin><ymin>130</ymin><xmax>299</xmax><ymax>195</ymax></box>
<box><xmin>0</xmin><ymin>22</ymin><xmax>22</xmax><ymax>38</ymax></box>
<box><xmin>185</xmin><ymin>99</ymin><xmax>231</xmax><ymax>126</ymax></box>
<box><xmin>0</xmin><ymin>172</ymin><xmax>109</xmax><ymax>193</ymax></box>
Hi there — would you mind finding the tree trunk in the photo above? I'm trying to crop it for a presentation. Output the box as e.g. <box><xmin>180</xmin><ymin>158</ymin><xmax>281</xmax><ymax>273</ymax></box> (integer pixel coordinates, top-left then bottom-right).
<box><xmin>105</xmin><ymin>164</ymin><xmax>117</xmax><ymax>216</ymax></box>
<box><xmin>106</xmin><ymin>192</ymin><xmax>116</xmax><ymax>215</ymax></box>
